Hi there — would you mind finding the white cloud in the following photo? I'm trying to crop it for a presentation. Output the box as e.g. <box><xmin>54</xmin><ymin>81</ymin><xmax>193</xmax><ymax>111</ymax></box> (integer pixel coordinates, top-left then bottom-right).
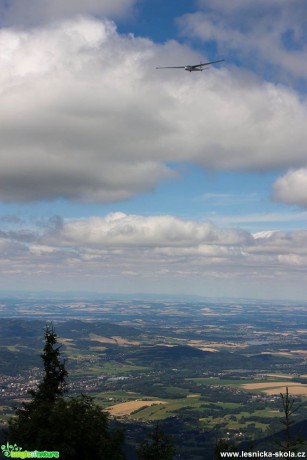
<box><xmin>0</xmin><ymin>213</ymin><xmax>307</xmax><ymax>298</ymax></box>
<box><xmin>272</xmin><ymin>168</ymin><xmax>307</xmax><ymax>207</ymax></box>
<box><xmin>43</xmin><ymin>212</ymin><xmax>252</xmax><ymax>247</ymax></box>
<box><xmin>180</xmin><ymin>1</ymin><xmax>307</xmax><ymax>82</ymax></box>
<box><xmin>1</xmin><ymin>17</ymin><xmax>307</xmax><ymax>203</ymax></box>
<box><xmin>0</xmin><ymin>0</ymin><xmax>137</xmax><ymax>26</ymax></box>
<box><xmin>40</xmin><ymin>214</ymin><xmax>307</xmax><ymax>266</ymax></box>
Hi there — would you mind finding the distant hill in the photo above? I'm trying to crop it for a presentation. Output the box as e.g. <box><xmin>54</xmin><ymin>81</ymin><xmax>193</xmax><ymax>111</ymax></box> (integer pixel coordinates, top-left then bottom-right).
<box><xmin>0</xmin><ymin>319</ymin><xmax>293</xmax><ymax>376</ymax></box>
<box><xmin>128</xmin><ymin>345</ymin><xmax>292</xmax><ymax>370</ymax></box>
<box><xmin>241</xmin><ymin>418</ymin><xmax>307</xmax><ymax>452</ymax></box>
<box><xmin>0</xmin><ymin>318</ymin><xmax>142</xmax><ymax>375</ymax></box>
<box><xmin>56</xmin><ymin>319</ymin><xmax>142</xmax><ymax>339</ymax></box>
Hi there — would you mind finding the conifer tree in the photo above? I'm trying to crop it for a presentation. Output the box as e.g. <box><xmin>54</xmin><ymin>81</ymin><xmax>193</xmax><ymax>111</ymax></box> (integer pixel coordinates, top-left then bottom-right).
<box><xmin>273</xmin><ymin>387</ymin><xmax>305</xmax><ymax>453</ymax></box>
<box><xmin>35</xmin><ymin>323</ymin><xmax>68</xmax><ymax>402</ymax></box>
<box><xmin>8</xmin><ymin>324</ymin><xmax>67</xmax><ymax>445</ymax></box>
<box><xmin>8</xmin><ymin>324</ymin><xmax>126</xmax><ymax>460</ymax></box>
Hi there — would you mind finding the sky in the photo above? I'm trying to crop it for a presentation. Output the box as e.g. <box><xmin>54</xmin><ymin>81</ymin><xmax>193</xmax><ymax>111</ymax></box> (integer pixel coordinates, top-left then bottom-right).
<box><xmin>1</xmin><ymin>0</ymin><xmax>307</xmax><ymax>300</ymax></box>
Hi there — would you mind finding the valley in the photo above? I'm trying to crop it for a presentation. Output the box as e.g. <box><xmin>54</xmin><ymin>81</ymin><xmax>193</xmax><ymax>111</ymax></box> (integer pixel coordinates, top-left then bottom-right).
<box><xmin>1</xmin><ymin>296</ymin><xmax>307</xmax><ymax>458</ymax></box>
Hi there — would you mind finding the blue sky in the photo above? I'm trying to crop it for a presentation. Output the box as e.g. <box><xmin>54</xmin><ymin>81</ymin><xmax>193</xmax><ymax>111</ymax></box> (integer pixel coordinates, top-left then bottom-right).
<box><xmin>0</xmin><ymin>0</ymin><xmax>307</xmax><ymax>299</ymax></box>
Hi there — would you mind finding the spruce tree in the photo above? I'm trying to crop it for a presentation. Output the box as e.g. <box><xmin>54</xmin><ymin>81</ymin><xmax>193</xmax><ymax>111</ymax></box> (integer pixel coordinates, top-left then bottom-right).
<box><xmin>8</xmin><ymin>324</ymin><xmax>67</xmax><ymax>447</ymax></box>
<box><xmin>35</xmin><ymin>323</ymin><xmax>68</xmax><ymax>402</ymax></box>
<box><xmin>8</xmin><ymin>324</ymin><xmax>126</xmax><ymax>460</ymax></box>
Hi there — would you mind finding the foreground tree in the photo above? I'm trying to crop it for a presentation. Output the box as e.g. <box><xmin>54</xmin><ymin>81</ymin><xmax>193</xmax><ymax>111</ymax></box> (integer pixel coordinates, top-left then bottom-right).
<box><xmin>8</xmin><ymin>324</ymin><xmax>125</xmax><ymax>460</ymax></box>
<box><xmin>8</xmin><ymin>324</ymin><xmax>68</xmax><ymax>446</ymax></box>
<box><xmin>137</xmin><ymin>424</ymin><xmax>175</xmax><ymax>460</ymax></box>
<box><xmin>273</xmin><ymin>387</ymin><xmax>305</xmax><ymax>453</ymax></box>
<box><xmin>35</xmin><ymin>323</ymin><xmax>68</xmax><ymax>402</ymax></box>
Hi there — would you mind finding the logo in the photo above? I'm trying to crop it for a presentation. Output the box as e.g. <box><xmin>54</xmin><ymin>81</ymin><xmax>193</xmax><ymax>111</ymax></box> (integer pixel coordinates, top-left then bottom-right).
<box><xmin>1</xmin><ymin>443</ymin><xmax>59</xmax><ymax>458</ymax></box>
<box><xmin>1</xmin><ymin>443</ymin><xmax>22</xmax><ymax>457</ymax></box>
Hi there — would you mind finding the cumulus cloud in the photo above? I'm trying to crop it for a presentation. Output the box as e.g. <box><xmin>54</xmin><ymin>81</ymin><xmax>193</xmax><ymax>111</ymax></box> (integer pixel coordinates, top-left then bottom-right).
<box><xmin>42</xmin><ymin>212</ymin><xmax>252</xmax><ymax>247</ymax></box>
<box><xmin>41</xmin><ymin>213</ymin><xmax>307</xmax><ymax>265</ymax></box>
<box><xmin>0</xmin><ymin>0</ymin><xmax>137</xmax><ymax>26</ymax></box>
<box><xmin>272</xmin><ymin>169</ymin><xmax>307</xmax><ymax>207</ymax></box>
<box><xmin>1</xmin><ymin>213</ymin><xmax>307</xmax><ymax>297</ymax></box>
<box><xmin>1</xmin><ymin>17</ymin><xmax>307</xmax><ymax>203</ymax></box>
<box><xmin>179</xmin><ymin>0</ymin><xmax>307</xmax><ymax>82</ymax></box>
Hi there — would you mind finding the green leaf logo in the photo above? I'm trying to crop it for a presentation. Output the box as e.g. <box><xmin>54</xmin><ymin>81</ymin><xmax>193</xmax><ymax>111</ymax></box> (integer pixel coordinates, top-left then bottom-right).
<box><xmin>1</xmin><ymin>442</ymin><xmax>22</xmax><ymax>457</ymax></box>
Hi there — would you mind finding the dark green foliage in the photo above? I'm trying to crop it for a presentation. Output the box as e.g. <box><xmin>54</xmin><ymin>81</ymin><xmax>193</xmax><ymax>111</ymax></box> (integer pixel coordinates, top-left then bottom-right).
<box><xmin>48</xmin><ymin>395</ymin><xmax>125</xmax><ymax>460</ymax></box>
<box><xmin>137</xmin><ymin>424</ymin><xmax>175</xmax><ymax>460</ymax></box>
<box><xmin>35</xmin><ymin>323</ymin><xmax>68</xmax><ymax>403</ymax></box>
<box><xmin>8</xmin><ymin>395</ymin><xmax>125</xmax><ymax>460</ymax></box>
<box><xmin>50</xmin><ymin>395</ymin><xmax>125</xmax><ymax>460</ymax></box>
<box><xmin>215</xmin><ymin>439</ymin><xmax>238</xmax><ymax>459</ymax></box>
<box><xmin>8</xmin><ymin>324</ymin><xmax>68</xmax><ymax>445</ymax></box>
<box><xmin>7</xmin><ymin>324</ymin><xmax>126</xmax><ymax>460</ymax></box>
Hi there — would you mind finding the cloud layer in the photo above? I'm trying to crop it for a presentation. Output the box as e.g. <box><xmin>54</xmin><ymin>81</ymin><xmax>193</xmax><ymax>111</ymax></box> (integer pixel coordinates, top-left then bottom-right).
<box><xmin>1</xmin><ymin>17</ymin><xmax>307</xmax><ymax>203</ymax></box>
<box><xmin>1</xmin><ymin>212</ymin><xmax>307</xmax><ymax>298</ymax></box>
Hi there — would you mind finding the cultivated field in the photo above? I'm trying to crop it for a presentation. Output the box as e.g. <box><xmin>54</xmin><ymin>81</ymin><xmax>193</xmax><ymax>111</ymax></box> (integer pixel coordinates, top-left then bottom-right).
<box><xmin>265</xmin><ymin>386</ymin><xmax>307</xmax><ymax>396</ymax></box>
<box><xmin>242</xmin><ymin>381</ymin><xmax>307</xmax><ymax>396</ymax></box>
<box><xmin>107</xmin><ymin>400</ymin><xmax>166</xmax><ymax>416</ymax></box>
<box><xmin>242</xmin><ymin>381</ymin><xmax>301</xmax><ymax>390</ymax></box>
<box><xmin>89</xmin><ymin>333</ymin><xmax>141</xmax><ymax>346</ymax></box>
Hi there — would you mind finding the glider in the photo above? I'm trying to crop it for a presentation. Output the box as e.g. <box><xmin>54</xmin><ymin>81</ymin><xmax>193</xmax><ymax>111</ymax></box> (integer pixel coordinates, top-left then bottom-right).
<box><xmin>156</xmin><ymin>59</ymin><xmax>224</xmax><ymax>72</ymax></box>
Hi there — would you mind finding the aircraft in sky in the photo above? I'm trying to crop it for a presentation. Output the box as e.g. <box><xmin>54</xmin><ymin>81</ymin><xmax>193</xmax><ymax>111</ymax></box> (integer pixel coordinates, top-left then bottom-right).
<box><xmin>156</xmin><ymin>59</ymin><xmax>224</xmax><ymax>72</ymax></box>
